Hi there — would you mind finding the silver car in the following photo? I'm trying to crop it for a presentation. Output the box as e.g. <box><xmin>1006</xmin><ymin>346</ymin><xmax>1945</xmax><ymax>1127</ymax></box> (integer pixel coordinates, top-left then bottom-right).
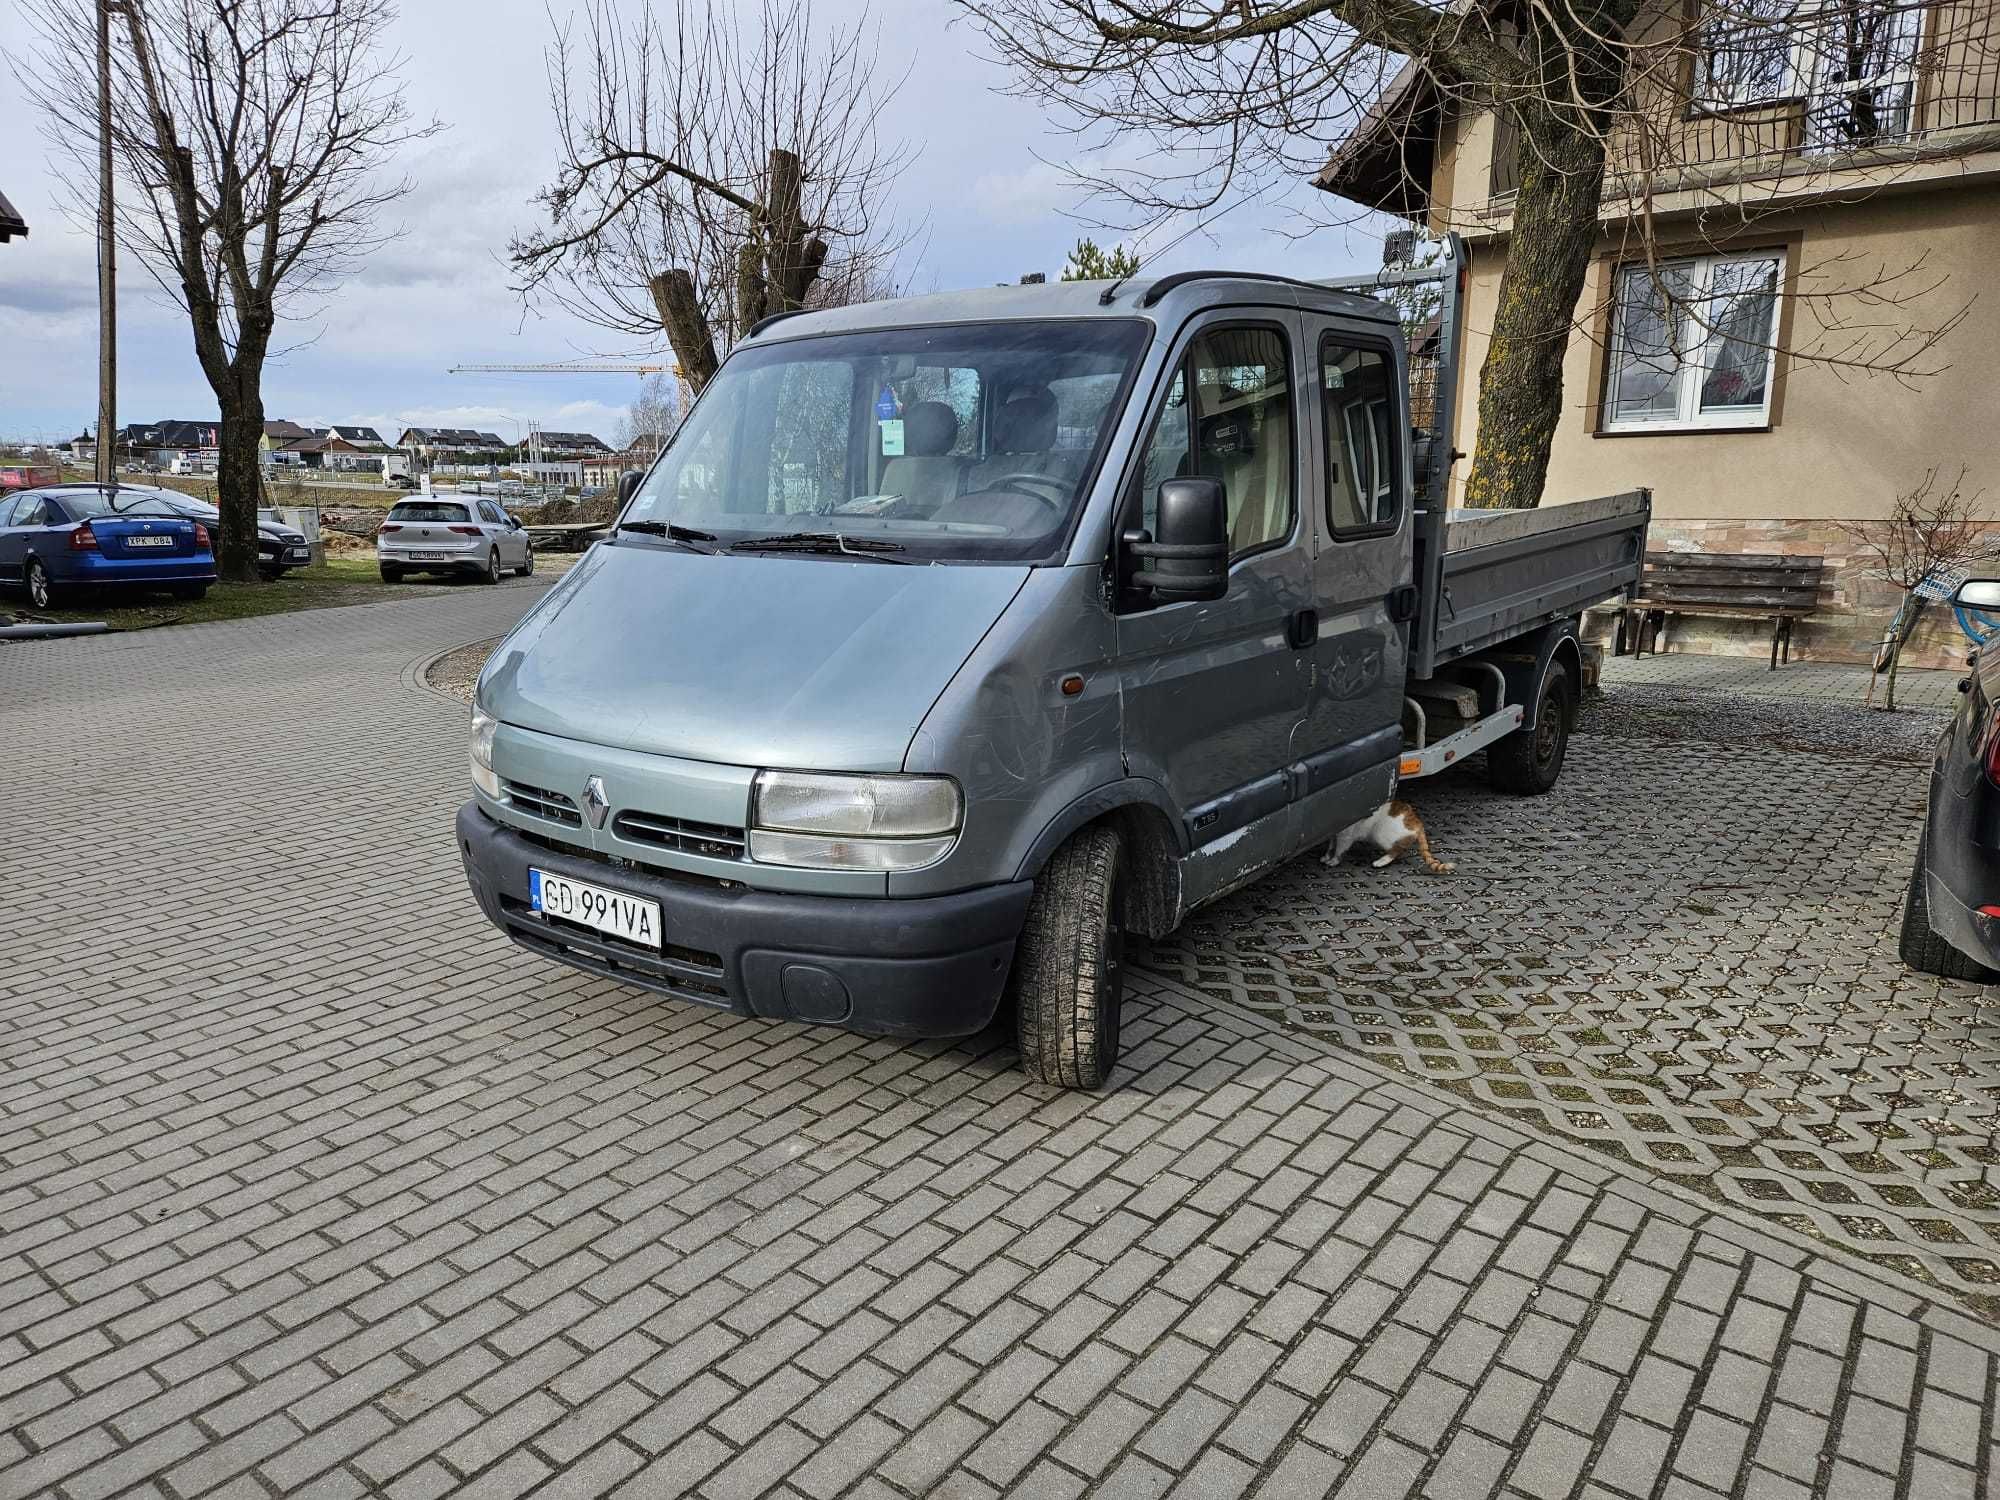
<box><xmin>377</xmin><ymin>498</ymin><xmax>532</xmax><ymax>584</ymax></box>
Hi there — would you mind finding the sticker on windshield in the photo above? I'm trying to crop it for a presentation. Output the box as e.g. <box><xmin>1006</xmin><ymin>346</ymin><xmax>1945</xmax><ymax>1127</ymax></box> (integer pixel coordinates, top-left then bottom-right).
<box><xmin>879</xmin><ymin>418</ymin><xmax>905</xmax><ymax>457</ymax></box>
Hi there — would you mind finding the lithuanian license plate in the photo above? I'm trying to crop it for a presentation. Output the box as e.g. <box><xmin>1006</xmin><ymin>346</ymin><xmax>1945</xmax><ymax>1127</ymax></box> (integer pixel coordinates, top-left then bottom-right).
<box><xmin>530</xmin><ymin>868</ymin><xmax>661</xmax><ymax>947</ymax></box>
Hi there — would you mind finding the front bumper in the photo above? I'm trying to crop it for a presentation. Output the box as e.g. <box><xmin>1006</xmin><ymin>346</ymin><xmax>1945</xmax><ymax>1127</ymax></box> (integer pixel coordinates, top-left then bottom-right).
<box><xmin>457</xmin><ymin>803</ymin><xmax>1032</xmax><ymax>1037</ymax></box>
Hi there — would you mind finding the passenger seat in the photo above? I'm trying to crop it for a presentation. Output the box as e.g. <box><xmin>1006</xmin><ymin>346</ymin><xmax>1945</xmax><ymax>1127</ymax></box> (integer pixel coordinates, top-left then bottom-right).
<box><xmin>879</xmin><ymin>402</ymin><xmax>966</xmax><ymax>514</ymax></box>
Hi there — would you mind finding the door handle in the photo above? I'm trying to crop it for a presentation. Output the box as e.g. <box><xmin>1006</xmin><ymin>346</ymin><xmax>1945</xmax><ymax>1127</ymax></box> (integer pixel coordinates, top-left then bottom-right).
<box><xmin>1287</xmin><ymin>608</ymin><xmax>1318</xmax><ymax>649</ymax></box>
<box><xmin>1388</xmin><ymin>584</ymin><xmax>1420</xmax><ymax>623</ymax></box>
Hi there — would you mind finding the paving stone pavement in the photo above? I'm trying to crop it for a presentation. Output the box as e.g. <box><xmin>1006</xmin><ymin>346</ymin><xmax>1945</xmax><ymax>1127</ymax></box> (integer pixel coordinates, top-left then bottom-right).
<box><xmin>1596</xmin><ymin>654</ymin><xmax>1963</xmax><ymax>710</ymax></box>
<box><xmin>5</xmin><ymin>590</ymin><xmax>2000</xmax><ymax>1499</ymax></box>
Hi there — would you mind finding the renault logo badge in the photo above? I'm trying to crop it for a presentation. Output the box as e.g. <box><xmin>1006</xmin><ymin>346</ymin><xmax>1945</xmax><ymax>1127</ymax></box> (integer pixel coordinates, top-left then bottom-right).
<box><xmin>583</xmin><ymin>776</ymin><xmax>610</xmax><ymax>830</ymax></box>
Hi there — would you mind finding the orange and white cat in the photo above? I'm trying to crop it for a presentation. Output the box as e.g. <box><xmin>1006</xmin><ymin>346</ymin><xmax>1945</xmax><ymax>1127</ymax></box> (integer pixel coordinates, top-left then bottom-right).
<box><xmin>1323</xmin><ymin>800</ymin><xmax>1454</xmax><ymax>874</ymax></box>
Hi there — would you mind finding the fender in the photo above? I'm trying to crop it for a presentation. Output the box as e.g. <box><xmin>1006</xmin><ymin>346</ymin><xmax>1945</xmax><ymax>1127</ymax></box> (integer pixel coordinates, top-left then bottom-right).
<box><xmin>1012</xmin><ymin>777</ymin><xmax>1187</xmax><ymax>882</ymax></box>
<box><xmin>1487</xmin><ymin>618</ymin><xmax>1583</xmax><ymax>730</ymax></box>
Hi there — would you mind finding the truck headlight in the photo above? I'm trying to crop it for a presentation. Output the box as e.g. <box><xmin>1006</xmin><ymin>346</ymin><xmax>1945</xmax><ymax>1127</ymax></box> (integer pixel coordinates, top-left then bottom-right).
<box><xmin>749</xmin><ymin>771</ymin><xmax>961</xmax><ymax>871</ymax></box>
<box><xmin>470</xmin><ymin>707</ymin><xmax>501</xmax><ymax>800</ymax></box>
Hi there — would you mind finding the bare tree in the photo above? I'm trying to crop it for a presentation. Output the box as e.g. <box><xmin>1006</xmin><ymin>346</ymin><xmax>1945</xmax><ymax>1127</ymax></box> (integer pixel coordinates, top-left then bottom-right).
<box><xmin>615</xmin><ymin>373</ymin><xmax>681</xmax><ymax>455</ymax></box>
<box><xmin>953</xmin><ymin>0</ymin><xmax>1975</xmax><ymax>510</ymax></box>
<box><xmin>23</xmin><ymin>0</ymin><xmax>434</xmax><ymax>581</ymax></box>
<box><xmin>1835</xmin><ymin>466</ymin><xmax>1992</xmax><ymax>710</ymax></box>
<box><xmin>511</xmin><ymin>0</ymin><xmax>913</xmax><ymax>396</ymax></box>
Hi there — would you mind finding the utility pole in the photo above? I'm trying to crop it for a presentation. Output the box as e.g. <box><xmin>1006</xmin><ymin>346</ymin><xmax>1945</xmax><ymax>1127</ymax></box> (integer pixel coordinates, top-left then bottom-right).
<box><xmin>95</xmin><ymin>0</ymin><xmax>117</xmax><ymax>487</ymax></box>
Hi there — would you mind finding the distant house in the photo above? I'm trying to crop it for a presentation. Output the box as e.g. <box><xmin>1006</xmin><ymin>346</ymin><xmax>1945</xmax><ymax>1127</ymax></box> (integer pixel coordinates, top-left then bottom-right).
<box><xmin>582</xmin><ymin>439</ymin><xmax>660</xmax><ymax>489</ymax></box>
<box><xmin>536</xmin><ymin>431</ymin><xmax>614</xmax><ymax>458</ymax></box>
<box><xmin>123</xmin><ymin>420</ymin><xmax>221</xmax><ymax>468</ymax></box>
<box><xmin>0</xmin><ymin>189</ymin><xmax>26</xmax><ymax>244</ymax></box>
<box><xmin>326</xmin><ymin>424</ymin><xmax>387</xmax><ymax>448</ymax></box>
<box><xmin>395</xmin><ymin>427</ymin><xmax>506</xmax><ymax>458</ymax></box>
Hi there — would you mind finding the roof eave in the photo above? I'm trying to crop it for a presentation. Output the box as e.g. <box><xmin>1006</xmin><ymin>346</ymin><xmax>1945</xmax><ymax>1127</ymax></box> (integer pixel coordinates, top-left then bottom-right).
<box><xmin>1312</xmin><ymin>60</ymin><xmax>1443</xmax><ymax>220</ymax></box>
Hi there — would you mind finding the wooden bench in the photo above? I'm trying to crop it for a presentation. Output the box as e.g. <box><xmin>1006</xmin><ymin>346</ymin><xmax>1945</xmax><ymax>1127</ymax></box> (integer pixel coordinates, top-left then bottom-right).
<box><xmin>1619</xmin><ymin>551</ymin><xmax>1825</xmax><ymax>669</ymax></box>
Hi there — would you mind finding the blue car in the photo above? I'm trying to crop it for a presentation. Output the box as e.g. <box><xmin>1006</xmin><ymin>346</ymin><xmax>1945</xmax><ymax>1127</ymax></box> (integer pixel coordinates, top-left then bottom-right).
<box><xmin>0</xmin><ymin>484</ymin><xmax>216</xmax><ymax>609</ymax></box>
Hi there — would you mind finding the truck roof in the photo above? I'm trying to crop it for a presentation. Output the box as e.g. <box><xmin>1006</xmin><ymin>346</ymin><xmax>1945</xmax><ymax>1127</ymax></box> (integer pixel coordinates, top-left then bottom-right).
<box><xmin>741</xmin><ymin>271</ymin><xmax>1402</xmax><ymax>346</ymax></box>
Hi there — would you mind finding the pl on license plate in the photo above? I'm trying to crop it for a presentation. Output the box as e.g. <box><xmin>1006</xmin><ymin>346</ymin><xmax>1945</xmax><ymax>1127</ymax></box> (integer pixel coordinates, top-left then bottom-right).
<box><xmin>127</xmin><ymin>535</ymin><xmax>174</xmax><ymax>548</ymax></box>
<box><xmin>530</xmin><ymin>868</ymin><xmax>661</xmax><ymax>948</ymax></box>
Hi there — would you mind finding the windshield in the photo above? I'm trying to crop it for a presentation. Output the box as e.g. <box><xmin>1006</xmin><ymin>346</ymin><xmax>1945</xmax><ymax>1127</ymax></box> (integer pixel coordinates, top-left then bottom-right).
<box><xmin>623</xmin><ymin>319</ymin><xmax>1150</xmax><ymax>562</ymax></box>
<box><xmin>388</xmin><ymin>502</ymin><xmax>470</xmax><ymax>523</ymax></box>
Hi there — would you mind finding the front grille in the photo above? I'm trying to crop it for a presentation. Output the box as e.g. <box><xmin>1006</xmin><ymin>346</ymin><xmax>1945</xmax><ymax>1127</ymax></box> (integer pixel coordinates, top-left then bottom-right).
<box><xmin>499</xmin><ymin>895</ymin><xmax>730</xmax><ymax>1005</ymax></box>
<box><xmin>613</xmin><ymin>810</ymin><xmax>748</xmax><ymax>862</ymax></box>
<box><xmin>505</xmin><ymin>779</ymin><xmax>581</xmax><ymax>826</ymax></box>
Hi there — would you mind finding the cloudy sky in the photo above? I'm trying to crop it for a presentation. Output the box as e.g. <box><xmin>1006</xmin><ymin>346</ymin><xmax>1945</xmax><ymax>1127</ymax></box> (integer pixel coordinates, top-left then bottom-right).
<box><xmin>0</xmin><ymin>0</ymin><xmax>1389</xmax><ymax>447</ymax></box>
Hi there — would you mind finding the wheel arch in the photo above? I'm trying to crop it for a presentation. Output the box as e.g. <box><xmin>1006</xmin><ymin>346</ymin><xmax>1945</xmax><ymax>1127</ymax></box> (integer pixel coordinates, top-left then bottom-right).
<box><xmin>1013</xmin><ymin>781</ymin><xmax>1187</xmax><ymax>940</ymax></box>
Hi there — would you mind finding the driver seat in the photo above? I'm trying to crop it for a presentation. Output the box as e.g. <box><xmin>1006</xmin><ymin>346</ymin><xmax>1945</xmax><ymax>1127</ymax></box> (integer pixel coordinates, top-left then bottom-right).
<box><xmin>964</xmin><ymin>386</ymin><xmax>1080</xmax><ymax>496</ymax></box>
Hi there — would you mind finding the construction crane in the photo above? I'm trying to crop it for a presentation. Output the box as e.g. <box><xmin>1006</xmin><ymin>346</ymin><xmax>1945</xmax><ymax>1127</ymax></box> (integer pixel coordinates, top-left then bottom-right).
<box><xmin>447</xmin><ymin>360</ymin><xmax>681</xmax><ymax>378</ymax></box>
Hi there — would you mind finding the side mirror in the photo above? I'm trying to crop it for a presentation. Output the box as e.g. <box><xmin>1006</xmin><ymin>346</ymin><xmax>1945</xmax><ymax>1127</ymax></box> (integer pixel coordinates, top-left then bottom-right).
<box><xmin>617</xmin><ymin>470</ymin><xmax>642</xmax><ymax>507</ymax></box>
<box><xmin>1955</xmin><ymin>578</ymin><xmax>2000</xmax><ymax>609</ymax></box>
<box><xmin>1124</xmin><ymin>477</ymin><xmax>1228</xmax><ymax>602</ymax></box>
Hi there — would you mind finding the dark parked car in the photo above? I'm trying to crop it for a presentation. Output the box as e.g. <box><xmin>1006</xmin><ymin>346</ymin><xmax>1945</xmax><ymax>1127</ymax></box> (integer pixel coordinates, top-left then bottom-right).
<box><xmin>0</xmin><ymin>484</ymin><xmax>213</xmax><ymax>607</ymax></box>
<box><xmin>1903</xmin><ymin>577</ymin><xmax>2000</xmax><ymax>981</ymax></box>
<box><xmin>154</xmin><ymin>494</ymin><xmax>313</xmax><ymax>579</ymax></box>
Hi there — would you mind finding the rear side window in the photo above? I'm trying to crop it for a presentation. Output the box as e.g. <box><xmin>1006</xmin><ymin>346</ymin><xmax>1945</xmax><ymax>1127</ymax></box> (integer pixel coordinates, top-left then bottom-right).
<box><xmin>1321</xmin><ymin>337</ymin><xmax>1400</xmax><ymax>536</ymax></box>
<box><xmin>13</xmin><ymin>499</ymin><xmax>47</xmax><ymax>526</ymax></box>
<box><xmin>389</xmin><ymin>502</ymin><xmax>470</xmax><ymax>523</ymax></box>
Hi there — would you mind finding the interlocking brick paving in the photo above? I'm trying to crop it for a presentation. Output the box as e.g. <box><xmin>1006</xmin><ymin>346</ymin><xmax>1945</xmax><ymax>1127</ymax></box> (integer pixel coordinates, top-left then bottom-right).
<box><xmin>1143</xmin><ymin>662</ymin><xmax>2000</xmax><ymax>1308</ymax></box>
<box><xmin>4</xmin><ymin>592</ymin><xmax>1998</xmax><ymax>1499</ymax></box>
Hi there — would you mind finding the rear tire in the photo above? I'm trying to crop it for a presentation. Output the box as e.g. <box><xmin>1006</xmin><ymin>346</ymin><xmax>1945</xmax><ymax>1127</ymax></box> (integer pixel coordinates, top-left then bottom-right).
<box><xmin>1489</xmin><ymin>660</ymin><xmax>1571</xmax><ymax>795</ymax></box>
<box><xmin>1899</xmin><ymin>833</ymin><xmax>2000</xmax><ymax>982</ymax></box>
<box><xmin>25</xmin><ymin>559</ymin><xmax>55</xmax><ymax>610</ymax></box>
<box><xmin>171</xmin><ymin>582</ymin><xmax>209</xmax><ymax>601</ymax></box>
<box><xmin>516</xmin><ymin>544</ymin><xmax>534</xmax><ymax>577</ymax></box>
<box><xmin>482</xmin><ymin>548</ymin><xmax>502</xmax><ymax>585</ymax></box>
<box><xmin>1011</xmin><ymin>824</ymin><xmax>1126</xmax><ymax>1089</ymax></box>
<box><xmin>379</xmin><ymin>564</ymin><xmax>403</xmax><ymax>584</ymax></box>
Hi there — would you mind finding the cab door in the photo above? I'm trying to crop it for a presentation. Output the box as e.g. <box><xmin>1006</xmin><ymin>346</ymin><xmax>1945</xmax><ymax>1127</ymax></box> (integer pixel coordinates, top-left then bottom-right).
<box><xmin>1292</xmin><ymin>321</ymin><xmax>1415</xmax><ymax>850</ymax></box>
<box><xmin>1114</xmin><ymin>312</ymin><xmax>1313</xmax><ymax>904</ymax></box>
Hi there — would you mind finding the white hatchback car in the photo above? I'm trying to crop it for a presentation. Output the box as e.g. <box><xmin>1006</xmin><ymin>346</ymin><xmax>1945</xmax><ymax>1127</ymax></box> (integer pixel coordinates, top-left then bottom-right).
<box><xmin>377</xmin><ymin>498</ymin><xmax>533</xmax><ymax>584</ymax></box>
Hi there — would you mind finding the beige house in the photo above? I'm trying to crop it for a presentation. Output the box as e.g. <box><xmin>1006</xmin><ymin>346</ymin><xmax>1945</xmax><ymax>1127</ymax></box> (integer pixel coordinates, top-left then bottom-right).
<box><xmin>1319</xmin><ymin>0</ymin><xmax>2000</xmax><ymax>665</ymax></box>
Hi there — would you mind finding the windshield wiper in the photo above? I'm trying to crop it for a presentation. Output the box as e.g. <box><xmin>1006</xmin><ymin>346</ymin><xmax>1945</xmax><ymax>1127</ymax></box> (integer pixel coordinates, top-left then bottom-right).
<box><xmin>729</xmin><ymin>531</ymin><xmax>909</xmax><ymax>562</ymax></box>
<box><xmin>617</xmin><ymin>519</ymin><xmax>718</xmax><ymax>552</ymax></box>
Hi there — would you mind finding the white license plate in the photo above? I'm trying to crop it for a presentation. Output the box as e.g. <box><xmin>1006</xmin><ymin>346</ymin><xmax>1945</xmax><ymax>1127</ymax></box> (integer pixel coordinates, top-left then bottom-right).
<box><xmin>530</xmin><ymin>868</ymin><xmax>661</xmax><ymax>947</ymax></box>
<box><xmin>288</xmin><ymin>546</ymin><xmax>310</xmax><ymax>562</ymax></box>
<box><xmin>126</xmin><ymin>535</ymin><xmax>174</xmax><ymax>548</ymax></box>
<box><xmin>408</xmin><ymin>549</ymin><xmax>451</xmax><ymax>561</ymax></box>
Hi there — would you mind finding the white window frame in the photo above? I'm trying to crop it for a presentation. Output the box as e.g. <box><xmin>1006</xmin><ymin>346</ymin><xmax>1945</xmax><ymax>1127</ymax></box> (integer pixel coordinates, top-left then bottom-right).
<box><xmin>1697</xmin><ymin>0</ymin><xmax>1923</xmax><ymax>134</ymax></box>
<box><xmin>1603</xmin><ymin>250</ymin><xmax>1785</xmax><ymax>433</ymax></box>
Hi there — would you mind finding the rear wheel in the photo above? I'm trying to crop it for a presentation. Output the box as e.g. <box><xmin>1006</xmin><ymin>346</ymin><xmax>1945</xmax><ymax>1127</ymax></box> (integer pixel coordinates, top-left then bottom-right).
<box><xmin>1489</xmin><ymin>659</ymin><xmax>1571</xmax><ymax>795</ymax></box>
<box><xmin>516</xmin><ymin>543</ymin><xmax>535</xmax><ymax>577</ymax></box>
<box><xmin>1011</xmin><ymin>824</ymin><xmax>1126</xmax><ymax>1089</ymax></box>
<box><xmin>379</xmin><ymin>563</ymin><xmax>403</xmax><ymax>584</ymax></box>
<box><xmin>1899</xmin><ymin>833</ymin><xmax>2000</xmax><ymax>982</ymax></box>
<box><xmin>171</xmin><ymin>582</ymin><xmax>209</xmax><ymax>601</ymax></box>
<box><xmin>25</xmin><ymin>559</ymin><xmax>55</xmax><ymax>610</ymax></box>
<box><xmin>482</xmin><ymin>548</ymin><xmax>502</xmax><ymax>585</ymax></box>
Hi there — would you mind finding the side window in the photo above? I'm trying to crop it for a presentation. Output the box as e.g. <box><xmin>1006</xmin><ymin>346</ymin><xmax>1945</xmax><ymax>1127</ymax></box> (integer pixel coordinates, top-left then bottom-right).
<box><xmin>13</xmin><ymin>498</ymin><xmax>46</xmax><ymax>528</ymax></box>
<box><xmin>477</xmin><ymin>501</ymin><xmax>499</xmax><ymax>525</ymax></box>
<box><xmin>1321</xmin><ymin>338</ymin><xmax>1400</xmax><ymax>535</ymax></box>
<box><xmin>1136</xmin><ymin>325</ymin><xmax>1295</xmax><ymax>556</ymax></box>
<box><xmin>0</xmin><ymin>497</ymin><xmax>15</xmax><ymax>527</ymax></box>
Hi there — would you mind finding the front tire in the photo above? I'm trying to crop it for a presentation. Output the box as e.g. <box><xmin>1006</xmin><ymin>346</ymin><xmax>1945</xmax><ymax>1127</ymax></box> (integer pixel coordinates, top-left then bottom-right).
<box><xmin>1489</xmin><ymin>659</ymin><xmax>1571</xmax><ymax>795</ymax></box>
<box><xmin>25</xmin><ymin>559</ymin><xmax>55</xmax><ymax>610</ymax></box>
<box><xmin>516</xmin><ymin>543</ymin><xmax>535</xmax><ymax>577</ymax></box>
<box><xmin>1899</xmin><ymin>833</ymin><xmax>2000</xmax><ymax>982</ymax></box>
<box><xmin>1011</xmin><ymin>825</ymin><xmax>1126</xmax><ymax>1089</ymax></box>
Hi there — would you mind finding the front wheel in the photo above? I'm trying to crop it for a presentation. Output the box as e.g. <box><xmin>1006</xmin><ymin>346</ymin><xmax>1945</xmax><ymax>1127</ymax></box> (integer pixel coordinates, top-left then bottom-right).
<box><xmin>515</xmin><ymin>543</ymin><xmax>534</xmax><ymax>577</ymax></box>
<box><xmin>1489</xmin><ymin>659</ymin><xmax>1571</xmax><ymax>795</ymax></box>
<box><xmin>1010</xmin><ymin>825</ymin><xmax>1126</xmax><ymax>1089</ymax></box>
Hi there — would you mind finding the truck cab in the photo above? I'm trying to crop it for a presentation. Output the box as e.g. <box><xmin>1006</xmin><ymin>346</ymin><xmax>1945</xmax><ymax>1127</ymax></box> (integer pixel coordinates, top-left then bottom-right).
<box><xmin>457</xmin><ymin>264</ymin><xmax>1645</xmax><ymax>1088</ymax></box>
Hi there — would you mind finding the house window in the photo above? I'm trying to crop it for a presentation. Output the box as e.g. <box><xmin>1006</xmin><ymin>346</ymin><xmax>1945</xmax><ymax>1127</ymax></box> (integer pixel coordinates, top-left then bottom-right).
<box><xmin>1604</xmin><ymin>252</ymin><xmax>1783</xmax><ymax>431</ymax></box>
<box><xmin>1696</xmin><ymin>0</ymin><xmax>1922</xmax><ymax>149</ymax></box>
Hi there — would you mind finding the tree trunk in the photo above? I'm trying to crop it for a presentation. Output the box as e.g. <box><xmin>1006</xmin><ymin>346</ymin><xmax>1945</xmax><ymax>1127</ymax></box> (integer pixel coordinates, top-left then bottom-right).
<box><xmin>650</xmin><ymin>269</ymin><xmax>719</xmax><ymax>393</ymax></box>
<box><xmin>1461</xmin><ymin>116</ymin><xmax>1609</xmax><ymax>510</ymax></box>
<box><xmin>215</xmin><ymin>397</ymin><xmax>264</xmax><ymax>583</ymax></box>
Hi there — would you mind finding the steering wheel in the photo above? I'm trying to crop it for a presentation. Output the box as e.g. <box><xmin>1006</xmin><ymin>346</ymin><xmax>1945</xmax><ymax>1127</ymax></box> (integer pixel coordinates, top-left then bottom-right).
<box><xmin>981</xmin><ymin>472</ymin><xmax>1070</xmax><ymax>512</ymax></box>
